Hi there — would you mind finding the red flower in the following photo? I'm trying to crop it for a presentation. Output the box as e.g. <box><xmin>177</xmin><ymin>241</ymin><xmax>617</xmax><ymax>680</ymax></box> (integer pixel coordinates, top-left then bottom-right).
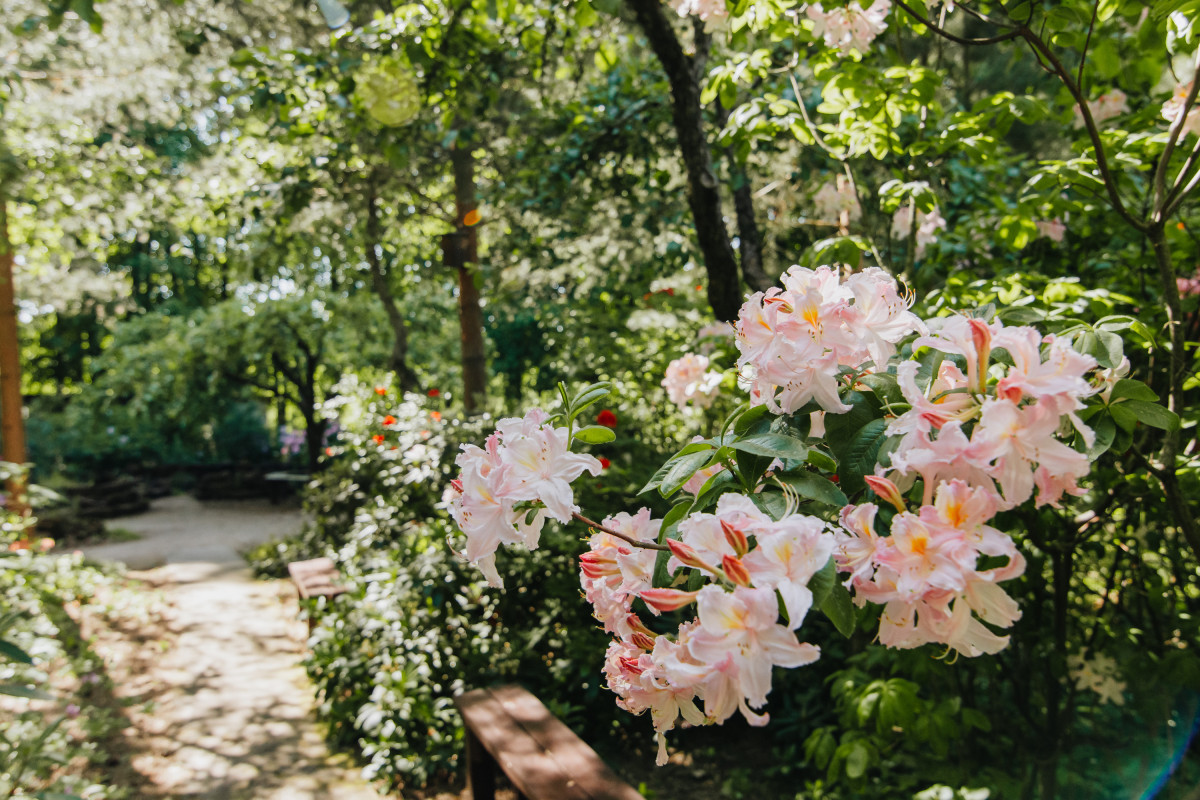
<box><xmin>375</xmin><ymin>386</ymin><xmax>387</xmax><ymax>396</ymax></box>
<box><xmin>372</xmin><ymin>434</ymin><xmax>385</xmax><ymax>444</ymax></box>
<box><xmin>431</xmin><ymin>411</ymin><xmax>443</xmax><ymax>422</ymax></box>
<box><xmin>325</xmin><ymin>447</ymin><xmax>334</xmax><ymax>457</ymax></box>
<box><xmin>596</xmin><ymin>409</ymin><xmax>618</xmax><ymax>429</ymax></box>
<box><xmin>599</xmin><ymin>457</ymin><xmax>611</xmax><ymax>470</ymax></box>
<box><xmin>382</xmin><ymin>415</ymin><xmax>397</xmax><ymax>425</ymax></box>
<box><xmin>427</xmin><ymin>388</ymin><xmax>441</xmax><ymax>397</ymax></box>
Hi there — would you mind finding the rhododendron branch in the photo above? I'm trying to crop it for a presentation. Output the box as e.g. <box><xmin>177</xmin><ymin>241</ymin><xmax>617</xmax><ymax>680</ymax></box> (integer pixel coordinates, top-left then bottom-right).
<box><xmin>893</xmin><ymin>0</ymin><xmax>1021</xmax><ymax>46</ymax></box>
<box><xmin>1075</xmin><ymin>1</ymin><xmax>1099</xmax><ymax>93</ymax></box>
<box><xmin>1157</xmin><ymin>60</ymin><xmax>1200</xmax><ymax>218</ymax></box>
<box><xmin>572</xmin><ymin>512</ymin><xmax>671</xmax><ymax>551</ymax></box>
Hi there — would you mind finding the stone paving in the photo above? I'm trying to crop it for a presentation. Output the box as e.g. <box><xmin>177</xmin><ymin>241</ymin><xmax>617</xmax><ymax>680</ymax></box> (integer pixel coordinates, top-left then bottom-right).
<box><xmin>83</xmin><ymin>496</ymin><xmax>382</xmax><ymax>800</ymax></box>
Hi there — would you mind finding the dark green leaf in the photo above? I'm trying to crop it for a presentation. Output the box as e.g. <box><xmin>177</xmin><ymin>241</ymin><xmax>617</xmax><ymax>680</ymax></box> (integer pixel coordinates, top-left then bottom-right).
<box><xmin>660</xmin><ymin>450</ymin><xmax>718</xmax><ymax>498</ymax></box>
<box><xmin>1119</xmin><ymin>400</ymin><xmax>1180</xmax><ymax>431</ymax></box>
<box><xmin>776</xmin><ymin>471</ymin><xmax>848</xmax><ymax>507</ymax></box>
<box><xmin>730</xmin><ymin>432</ymin><xmax>810</xmax><ymax>461</ymax></box>
<box><xmin>820</xmin><ymin>581</ymin><xmax>856</xmax><ymax>638</ymax></box>
<box><xmin>0</xmin><ymin>639</ymin><xmax>33</xmax><ymax>665</ymax></box>
<box><xmin>0</xmin><ymin>684</ymin><xmax>54</xmax><ymax>700</ymax></box>
<box><xmin>1108</xmin><ymin>379</ymin><xmax>1158</xmax><ymax>403</ymax></box>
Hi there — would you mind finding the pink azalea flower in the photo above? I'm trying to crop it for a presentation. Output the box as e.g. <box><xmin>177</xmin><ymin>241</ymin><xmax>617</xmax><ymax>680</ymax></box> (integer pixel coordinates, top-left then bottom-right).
<box><xmin>663</xmin><ymin>353</ymin><xmax>724</xmax><ymax>411</ymax></box>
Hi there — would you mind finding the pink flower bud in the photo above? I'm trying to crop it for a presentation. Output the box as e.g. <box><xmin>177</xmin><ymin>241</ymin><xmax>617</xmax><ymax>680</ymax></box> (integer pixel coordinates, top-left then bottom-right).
<box><xmin>579</xmin><ymin>551</ymin><xmax>619</xmax><ymax>580</ymax></box>
<box><xmin>865</xmin><ymin>475</ymin><xmax>907</xmax><ymax>513</ymax></box>
<box><xmin>639</xmin><ymin>588</ymin><xmax>700</xmax><ymax>613</ymax></box>
<box><xmin>968</xmin><ymin>318</ymin><xmax>992</xmax><ymax>391</ymax></box>
<box><xmin>631</xmin><ymin>631</ymin><xmax>657</xmax><ymax>651</ymax></box>
<box><xmin>720</xmin><ymin>520</ymin><xmax>749</xmax><ymax>556</ymax></box>
<box><xmin>666</xmin><ymin>538</ymin><xmax>706</xmax><ymax>569</ymax></box>
<box><xmin>721</xmin><ymin>554</ymin><xmax>753</xmax><ymax>587</ymax></box>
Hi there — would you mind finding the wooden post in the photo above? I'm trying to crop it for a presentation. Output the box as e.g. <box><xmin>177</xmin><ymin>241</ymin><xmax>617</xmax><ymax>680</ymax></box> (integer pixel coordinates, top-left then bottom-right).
<box><xmin>0</xmin><ymin>191</ymin><xmax>29</xmax><ymax>518</ymax></box>
<box><xmin>464</xmin><ymin>727</ymin><xmax>496</xmax><ymax>800</ymax></box>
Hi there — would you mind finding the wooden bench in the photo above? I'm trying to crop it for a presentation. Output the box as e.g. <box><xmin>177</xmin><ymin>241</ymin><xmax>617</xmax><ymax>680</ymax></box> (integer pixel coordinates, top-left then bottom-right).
<box><xmin>264</xmin><ymin>471</ymin><xmax>311</xmax><ymax>504</ymax></box>
<box><xmin>286</xmin><ymin>557</ymin><xmax>347</xmax><ymax>632</ymax></box>
<box><xmin>454</xmin><ymin>685</ymin><xmax>644</xmax><ymax>800</ymax></box>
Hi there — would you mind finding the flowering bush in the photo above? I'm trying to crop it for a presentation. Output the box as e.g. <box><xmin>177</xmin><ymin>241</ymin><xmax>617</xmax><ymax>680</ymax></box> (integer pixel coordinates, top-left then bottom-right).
<box><xmin>447</xmin><ymin>264</ymin><xmax>1176</xmax><ymax>764</ymax></box>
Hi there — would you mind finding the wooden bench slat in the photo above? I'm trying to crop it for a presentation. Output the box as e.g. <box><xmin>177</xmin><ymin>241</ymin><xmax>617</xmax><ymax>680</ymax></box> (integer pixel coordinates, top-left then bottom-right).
<box><xmin>489</xmin><ymin>686</ymin><xmax>644</xmax><ymax>800</ymax></box>
<box><xmin>456</xmin><ymin>686</ymin><xmax>644</xmax><ymax>800</ymax></box>
<box><xmin>457</xmin><ymin>688</ymin><xmax>595</xmax><ymax>800</ymax></box>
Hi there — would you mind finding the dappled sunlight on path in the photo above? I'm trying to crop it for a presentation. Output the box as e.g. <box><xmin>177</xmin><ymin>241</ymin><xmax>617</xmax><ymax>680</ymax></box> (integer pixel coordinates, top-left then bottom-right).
<box><xmin>84</xmin><ymin>497</ymin><xmax>383</xmax><ymax>799</ymax></box>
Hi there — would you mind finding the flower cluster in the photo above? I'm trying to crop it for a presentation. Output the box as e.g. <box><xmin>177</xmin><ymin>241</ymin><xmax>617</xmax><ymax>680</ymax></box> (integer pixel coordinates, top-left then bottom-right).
<box><xmin>805</xmin><ymin>1</ymin><xmax>892</xmax><ymax>54</ymax></box>
<box><xmin>668</xmin><ymin>0</ymin><xmax>728</xmax><ymax>30</ymax></box>
<box><xmin>812</xmin><ymin>178</ymin><xmax>862</xmax><ymax>224</ymax></box>
<box><xmin>891</xmin><ymin>203</ymin><xmax>947</xmax><ymax>258</ymax></box>
<box><xmin>1036</xmin><ymin>218</ymin><xmax>1066</xmax><ymax>243</ymax></box>
<box><xmin>1162</xmin><ymin>82</ymin><xmax>1200</xmax><ymax>138</ymax></box>
<box><xmin>662</xmin><ymin>353</ymin><xmax>724</xmax><ymax>411</ymax></box>
<box><xmin>833</xmin><ymin>316</ymin><xmax>1098</xmax><ymax>656</ymax></box>
<box><xmin>583</xmin><ymin>494</ymin><xmax>832</xmax><ymax>764</ymax></box>
<box><xmin>1074</xmin><ymin>89</ymin><xmax>1128</xmax><ymax>128</ymax></box>
<box><xmin>447</xmin><ymin>408</ymin><xmax>602</xmax><ymax>587</ymax></box>
<box><xmin>736</xmin><ymin>265</ymin><xmax>924</xmax><ymax>414</ymax></box>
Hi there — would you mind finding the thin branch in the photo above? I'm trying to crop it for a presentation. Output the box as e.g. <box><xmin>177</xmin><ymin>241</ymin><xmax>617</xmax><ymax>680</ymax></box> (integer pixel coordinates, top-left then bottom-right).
<box><xmin>1159</xmin><ymin>59</ymin><xmax>1200</xmax><ymax>217</ymax></box>
<box><xmin>893</xmin><ymin>0</ymin><xmax>1022</xmax><ymax>46</ymax></box>
<box><xmin>1076</xmin><ymin>1</ymin><xmax>1100</xmax><ymax>94</ymax></box>
<box><xmin>1016</xmin><ymin>25</ymin><xmax>1145</xmax><ymax>231</ymax></box>
<box><xmin>573</xmin><ymin>512</ymin><xmax>670</xmax><ymax>551</ymax></box>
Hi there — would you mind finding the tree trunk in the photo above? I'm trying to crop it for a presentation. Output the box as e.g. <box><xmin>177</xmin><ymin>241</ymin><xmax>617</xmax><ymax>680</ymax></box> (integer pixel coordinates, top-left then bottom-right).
<box><xmin>449</xmin><ymin>140</ymin><xmax>487</xmax><ymax>415</ymax></box>
<box><xmin>0</xmin><ymin>194</ymin><xmax>29</xmax><ymax>517</ymax></box>
<box><xmin>365</xmin><ymin>179</ymin><xmax>418</xmax><ymax>392</ymax></box>
<box><xmin>625</xmin><ymin>0</ymin><xmax>745</xmax><ymax>322</ymax></box>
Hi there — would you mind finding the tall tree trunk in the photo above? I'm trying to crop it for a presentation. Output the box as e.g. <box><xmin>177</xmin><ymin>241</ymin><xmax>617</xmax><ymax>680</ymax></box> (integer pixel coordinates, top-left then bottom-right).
<box><xmin>365</xmin><ymin>178</ymin><xmax>418</xmax><ymax>392</ymax></box>
<box><xmin>625</xmin><ymin>0</ymin><xmax>745</xmax><ymax>322</ymax></box>
<box><xmin>449</xmin><ymin>139</ymin><xmax>487</xmax><ymax>415</ymax></box>
<box><xmin>0</xmin><ymin>193</ymin><xmax>29</xmax><ymax>517</ymax></box>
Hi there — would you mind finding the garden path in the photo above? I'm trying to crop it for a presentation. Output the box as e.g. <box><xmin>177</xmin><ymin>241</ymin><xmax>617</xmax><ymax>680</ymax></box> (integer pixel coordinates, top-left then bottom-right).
<box><xmin>80</xmin><ymin>495</ymin><xmax>385</xmax><ymax>800</ymax></box>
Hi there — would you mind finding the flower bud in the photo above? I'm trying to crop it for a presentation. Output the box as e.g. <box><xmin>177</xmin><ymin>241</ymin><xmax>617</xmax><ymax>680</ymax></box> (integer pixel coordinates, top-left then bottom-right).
<box><xmin>864</xmin><ymin>475</ymin><xmax>907</xmax><ymax>513</ymax></box>
<box><xmin>666</xmin><ymin>538</ymin><xmax>706</xmax><ymax>569</ymax></box>
<box><xmin>968</xmin><ymin>318</ymin><xmax>992</xmax><ymax>392</ymax></box>
<box><xmin>630</xmin><ymin>631</ymin><xmax>657</xmax><ymax>651</ymax></box>
<box><xmin>639</xmin><ymin>588</ymin><xmax>699</xmax><ymax>614</ymax></box>
<box><xmin>721</xmin><ymin>554</ymin><xmax>753</xmax><ymax>587</ymax></box>
<box><xmin>720</xmin><ymin>520</ymin><xmax>749</xmax><ymax>556</ymax></box>
<box><xmin>579</xmin><ymin>551</ymin><xmax>619</xmax><ymax>580</ymax></box>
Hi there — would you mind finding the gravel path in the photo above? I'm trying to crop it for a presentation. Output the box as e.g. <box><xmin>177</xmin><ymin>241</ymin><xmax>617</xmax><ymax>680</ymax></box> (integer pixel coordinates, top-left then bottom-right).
<box><xmin>82</xmin><ymin>495</ymin><xmax>383</xmax><ymax>800</ymax></box>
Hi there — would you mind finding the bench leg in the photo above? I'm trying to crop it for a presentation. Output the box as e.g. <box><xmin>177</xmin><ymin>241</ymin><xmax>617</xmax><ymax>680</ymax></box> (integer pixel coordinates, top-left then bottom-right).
<box><xmin>464</xmin><ymin>728</ymin><xmax>496</xmax><ymax>800</ymax></box>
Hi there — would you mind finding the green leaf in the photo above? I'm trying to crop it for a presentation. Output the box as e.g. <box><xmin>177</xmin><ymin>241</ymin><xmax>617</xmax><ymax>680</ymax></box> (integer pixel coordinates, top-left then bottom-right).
<box><xmin>660</xmin><ymin>450</ymin><xmax>718</xmax><ymax>498</ymax></box>
<box><xmin>806</xmin><ymin>448</ymin><xmax>838</xmax><ymax>473</ymax></box>
<box><xmin>1109</xmin><ymin>402</ymin><xmax>1139</xmax><ymax>433</ymax></box>
<box><xmin>0</xmin><ymin>684</ymin><xmax>54</xmax><ymax>700</ymax></box>
<box><xmin>844</xmin><ymin>740</ymin><xmax>871</xmax><ymax>779</ymax></box>
<box><xmin>1119</xmin><ymin>400</ymin><xmax>1181</xmax><ymax>431</ymax></box>
<box><xmin>572</xmin><ymin>425</ymin><xmax>616</xmax><ymax>444</ymax></box>
<box><xmin>1108</xmin><ymin>379</ymin><xmax>1158</xmax><ymax>403</ymax></box>
<box><xmin>652</xmin><ymin>501</ymin><xmax>692</xmax><ymax>588</ymax></box>
<box><xmin>776</xmin><ymin>471</ymin><xmax>848</xmax><ymax>508</ymax></box>
<box><xmin>749</xmin><ymin>490</ymin><xmax>789</xmax><ymax>519</ymax></box>
<box><xmin>0</xmin><ymin>639</ymin><xmax>34</xmax><ymax>665</ymax></box>
<box><xmin>729</xmin><ymin>432</ymin><xmax>810</xmax><ymax>461</ymax></box>
<box><xmin>820</xmin><ymin>581</ymin><xmax>856</xmax><ymax>638</ymax></box>
<box><xmin>809</xmin><ymin>559</ymin><xmax>837</xmax><ymax>608</ymax></box>
<box><xmin>568</xmin><ymin>382</ymin><xmax>612</xmax><ymax>420</ymax></box>
<box><xmin>857</xmin><ymin>373</ymin><xmax>903</xmax><ymax>408</ymax></box>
